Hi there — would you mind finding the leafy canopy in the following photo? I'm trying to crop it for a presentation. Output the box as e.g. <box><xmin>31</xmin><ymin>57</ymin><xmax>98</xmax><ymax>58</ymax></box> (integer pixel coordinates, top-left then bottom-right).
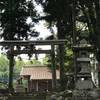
<box><xmin>0</xmin><ymin>0</ymin><xmax>39</xmax><ymax>40</ymax></box>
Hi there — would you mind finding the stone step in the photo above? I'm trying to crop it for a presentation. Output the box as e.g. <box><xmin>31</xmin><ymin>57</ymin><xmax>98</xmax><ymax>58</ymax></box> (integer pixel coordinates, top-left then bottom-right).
<box><xmin>8</xmin><ymin>96</ymin><xmax>46</xmax><ymax>100</ymax></box>
<box><xmin>7</xmin><ymin>93</ymin><xmax>46</xmax><ymax>100</ymax></box>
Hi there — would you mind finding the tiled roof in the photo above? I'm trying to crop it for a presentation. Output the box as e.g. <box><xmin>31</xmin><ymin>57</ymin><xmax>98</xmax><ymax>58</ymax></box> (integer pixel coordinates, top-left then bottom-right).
<box><xmin>20</xmin><ymin>66</ymin><xmax>60</xmax><ymax>80</ymax></box>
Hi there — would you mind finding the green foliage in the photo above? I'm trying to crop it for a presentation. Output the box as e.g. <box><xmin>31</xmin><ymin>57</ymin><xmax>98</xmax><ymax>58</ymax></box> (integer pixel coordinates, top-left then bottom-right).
<box><xmin>22</xmin><ymin>79</ymin><xmax>28</xmax><ymax>87</ymax></box>
<box><xmin>76</xmin><ymin>0</ymin><xmax>100</xmax><ymax>62</ymax></box>
<box><xmin>35</xmin><ymin>0</ymin><xmax>73</xmax><ymax>39</ymax></box>
<box><xmin>0</xmin><ymin>54</ymin><xmax>44</xmax><ymax>88</ymax></box>
<box><xmin>34</xmin><ymin>1</ymin><xmax>74</xmax><ymax>80</ymax></box>
<box><xmin>0</xmin><ymin>0</ymin><xmax>39</xmax><ymax>40</ymax></box>
<box><xmin>0</xmin><ymin>82</ymin><xmax>7</xmax><ymax>89</ymax></box>
<box><xmin>64</xmin><ymin>46</ymin><xmax>74</xmax><ymax>73</ymax></box>
<box><xmin>25</xmin><ymin>59</ymin><xmax>42</xmax><ymax>66</ymax></box>
<box><xmin>14</xmin><ymin>58</ymin><xmax>25</xmax><ymax>79</ymax></box>
<box><xmin>42</xmin><ymin>54</ymin><xmax>51</xmax><ymax>67</ymax></box>
<box><xmin>58</xmin><ymin>74</ymin><xmax>68</xmax><ymax>91</ymax></box>
<box><xmin>0</xmin><ymin>54</ymin><xmax>9</xmax><ymax>83</ymax></box>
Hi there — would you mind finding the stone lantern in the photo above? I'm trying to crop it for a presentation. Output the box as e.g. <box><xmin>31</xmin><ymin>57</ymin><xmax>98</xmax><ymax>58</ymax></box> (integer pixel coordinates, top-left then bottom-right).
<box><xmin>72</xmin><ymin>32</ymin><xmax>97</xmax><ymax>99</ymax></box>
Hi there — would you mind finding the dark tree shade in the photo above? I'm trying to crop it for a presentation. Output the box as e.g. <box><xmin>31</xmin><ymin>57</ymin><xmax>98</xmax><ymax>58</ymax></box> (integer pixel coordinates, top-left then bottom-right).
<box><xmin>0</xmin><ymin>0</ymin><xmax>39</xmax><ymax>40</ymax></box>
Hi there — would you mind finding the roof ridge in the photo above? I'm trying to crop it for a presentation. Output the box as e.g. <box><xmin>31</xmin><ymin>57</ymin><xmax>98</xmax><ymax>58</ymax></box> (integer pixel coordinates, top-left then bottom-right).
<box><xmin>23</xmin><ymin>66</ymin><xmax>47</xmax><ymax>68</ymax></box>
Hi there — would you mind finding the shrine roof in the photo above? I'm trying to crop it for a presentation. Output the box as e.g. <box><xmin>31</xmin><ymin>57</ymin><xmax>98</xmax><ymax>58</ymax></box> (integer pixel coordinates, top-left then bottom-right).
<box><xmin>20</xmin><ymin>66</ymin><xmax>60</xmax><ymax>80</ymax></box>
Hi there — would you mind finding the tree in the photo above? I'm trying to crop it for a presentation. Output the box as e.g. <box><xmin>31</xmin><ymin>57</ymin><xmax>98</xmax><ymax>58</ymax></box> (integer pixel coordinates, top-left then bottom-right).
<box><xmin>25</xmin><ymin>59</ymin><xmax>42</xmax><ymax>66</ymax></box>
<box><xmin>34</xmin><ymin>0</ymin><xmax>73</xmax><ymax>41</ymax></box>
<box><xmin>75</xmin><ymin>0</ymin><xmax>100</xmax><ymax>87</ymax></box>
<box><xmin>35</xmin><ymin>0</ymin><xmax>72</xmax><ymax>38</ymax></box>
<box><xmin>0</xmin><ymin>0</ymin><xmax>40</xmax><ymax>88</ymax></box>
<box><xmin>42</xmin><ymin>54</ymin><xmax>51</xmax><ymax>67</ymax></box>
<box><xmin>14</xmin><ymin>58</ymin><xmax>25</xmax><ymax>79</ymax></box>
<box><xmin>0</xmin><ymin>54</ymin><xmax>9</xmax><ymax>83</ymax></box>
<box><xmin>77</xmin><ymin>0</ymin><xmax>100</xmax><ymax>62</ymax></box>
<box><xmin>0</xmin><ymin>0</ymin><xmax>39</xmax><ymax>40</ymax></box>
<box><xmin>35</xmin><ymin>0</ymin><xmax>73</xmax><ymax>81</ymax></box>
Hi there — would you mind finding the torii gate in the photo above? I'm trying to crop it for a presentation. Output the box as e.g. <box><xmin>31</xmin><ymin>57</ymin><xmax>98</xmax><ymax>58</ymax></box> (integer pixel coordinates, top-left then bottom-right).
<box><xmin>0</xmin><ymin>39</ymin><xmax>66</xmax><ymax>90</ymax></box>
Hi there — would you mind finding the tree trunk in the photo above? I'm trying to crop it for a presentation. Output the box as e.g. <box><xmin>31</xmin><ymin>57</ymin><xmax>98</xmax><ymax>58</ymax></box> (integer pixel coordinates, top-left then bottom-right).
<box><xmin>79</xmin><ymin>0</ymin><xmax>100</xmax><ymax>87</ymax></box>
<box><xmin>72</xmin><ymin>0</ymin><xmax>77</xmax><ymax>82</ymax></box>
<box><xmin>57</xmin><ymin>19</ymin><xmax>65</xmax><ymax>80</ymax></box>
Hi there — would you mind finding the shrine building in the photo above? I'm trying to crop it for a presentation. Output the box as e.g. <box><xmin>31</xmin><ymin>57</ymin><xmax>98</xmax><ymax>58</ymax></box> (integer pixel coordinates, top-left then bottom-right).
<box><xmin>20</xmin><ymin>66</ymin><xmax>60</xmax><ymax>92</ymax></box>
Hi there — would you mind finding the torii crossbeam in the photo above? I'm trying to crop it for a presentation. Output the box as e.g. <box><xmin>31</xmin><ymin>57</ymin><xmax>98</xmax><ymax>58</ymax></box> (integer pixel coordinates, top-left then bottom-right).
<box><xmin>0</xmin><ymin>40</ymin><xmax>66</xmax><ymax>45</ymax></box>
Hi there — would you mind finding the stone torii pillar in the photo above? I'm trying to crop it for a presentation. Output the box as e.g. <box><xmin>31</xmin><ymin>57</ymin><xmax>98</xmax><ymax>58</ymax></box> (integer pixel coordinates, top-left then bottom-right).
<box><xmin>51</xmin><ymin>44</ymin><xmax>56</xmax><ymax>89</ymax></box>
<box><xmin>8</xmin><ymin>46</ymin><xmax>14</xmax><ymax>91</ymax></box>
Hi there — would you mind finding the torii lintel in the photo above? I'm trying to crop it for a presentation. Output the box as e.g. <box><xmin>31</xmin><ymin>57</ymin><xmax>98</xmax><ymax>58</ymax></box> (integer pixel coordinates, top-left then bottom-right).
<box><xmin>0</xmin><ymin>39</ymin><xmax>66</xmax><ymax>46</ymax></box>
